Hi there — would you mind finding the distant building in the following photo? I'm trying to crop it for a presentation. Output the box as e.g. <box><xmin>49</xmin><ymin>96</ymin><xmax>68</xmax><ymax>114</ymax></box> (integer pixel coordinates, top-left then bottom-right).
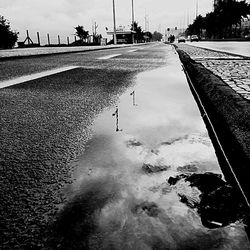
<box><xmin>87</xmin><ymin>34</ymin><xmax>103</xmax><ymax>45</ymax></box>
<box><xmin>100</xmin><ymin>38</ymin><xmax>107</xmax><ymax>46</ymax></box>
<box><xmin>107</xmin><ymin>25</ymin><xmax>135</xmax><ymax>44</ymax></box>
<box><xmin>164</xmin><ymin>27</ymin><xmax>182</xmax><ymax>42</ymax></box>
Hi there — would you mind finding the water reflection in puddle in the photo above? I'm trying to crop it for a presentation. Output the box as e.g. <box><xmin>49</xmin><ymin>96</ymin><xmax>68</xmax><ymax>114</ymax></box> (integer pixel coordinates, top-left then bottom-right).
<box><xmin>55</xmin><ymin>51</ymin><xmax>250</xmax><ymax>249</ymax></box>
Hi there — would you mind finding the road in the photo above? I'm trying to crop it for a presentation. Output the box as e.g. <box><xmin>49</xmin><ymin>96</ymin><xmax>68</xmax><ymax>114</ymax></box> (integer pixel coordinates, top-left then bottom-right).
<box><xmin>187</xmin><ymin>41</ymin><xmax>250</xmax><ymax>57</ymax></box>
<box><xmin>0</xmin><ymin>44</ymin><xmax>134</xmax><ymax>59</ymax></box>
<box><xmin>0</xmin><ymin>44</ymin><xmax>249</xmax><ymax>249</ymax></box>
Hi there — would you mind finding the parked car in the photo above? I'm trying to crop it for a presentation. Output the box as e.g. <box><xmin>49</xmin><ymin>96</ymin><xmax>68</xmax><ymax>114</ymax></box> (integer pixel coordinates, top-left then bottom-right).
<box><xmin>245</xmin><ymin>34</ymin><xmax>250</xmax><ymax>40</ymax></box>
<box><xmin>178</xmin><ymin>36</ymin><xmax>186</xmax><ymax>43</ymax></box>
<box><xmin>190</xmin><ymin>35</ymin><xmax>199</xmax><ymax>42</ymax></box>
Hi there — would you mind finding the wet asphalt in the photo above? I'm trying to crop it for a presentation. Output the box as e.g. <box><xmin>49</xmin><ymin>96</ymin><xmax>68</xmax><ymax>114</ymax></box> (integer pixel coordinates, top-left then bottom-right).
<box><xmin>0</xmin><ymin>44</ymin><xmax>169</xmax><ymax>248</ymax></box>
<box><xmin>1</xmin><ymin>43</ymin><xmax>249</xmax><ymax>249</ymax></box>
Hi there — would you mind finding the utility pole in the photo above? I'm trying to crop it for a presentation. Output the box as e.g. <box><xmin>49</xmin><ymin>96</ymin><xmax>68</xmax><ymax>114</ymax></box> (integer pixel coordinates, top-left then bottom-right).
<box><xmin>196</xmin><ymin>0</ymin><xmax>198</xmax><ymax>18</ymax></box>
<box><xmin>132</xmin><ymin>0</ymin><xmax>135</xmax><ymax>43</ymax></box>
<box><xmin>158</xmin><ymin>24</ymin><xmax>161</xmax><ymax>33</ymax></box>
<box><xmin>92</xmin><ymin>21</ymin><xmax>98</xmax><ymax>36</ymax></box>
<box><xmin>147</xmin><ymin>15</ymin><xmax>149</xmax><ymax>32</ymax></box>
<box><xmin>92</xmin><ymin>21</ymin><xmax>98</xmax><ymax>43</ymax></box>
<box><xmin>144</xmin><ymin>13</ymin><xmax>149</xmax><ymax>33</ymax></box>
<box><xmin>95</xmin><ymin>22</ymin><xmax>98</xmax><ymax>36</ymax></box>
<box><xmin>112</xmin><ymin>0</ymin><xmax>117</xmax><ymax>45</ymax></box>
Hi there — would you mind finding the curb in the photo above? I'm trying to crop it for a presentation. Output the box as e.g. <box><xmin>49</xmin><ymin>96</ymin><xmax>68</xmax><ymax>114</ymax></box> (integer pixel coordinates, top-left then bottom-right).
<box><xmin>175</xmin><ymin>47</ymin><xmax>250</xmax><ymax>203</ymax></box>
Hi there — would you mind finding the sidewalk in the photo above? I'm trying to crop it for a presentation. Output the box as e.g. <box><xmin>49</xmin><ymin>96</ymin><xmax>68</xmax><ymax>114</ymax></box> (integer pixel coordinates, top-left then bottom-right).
<box><xmin>176</xmin><ymin>44</ymin><xmax>250</xmax><ymax>101</ymax></box>
<box><xmin>175</xmin><ymin>43</ymin><xmax>250</xmax><ymax>205</ymax></box>
<box><xmin>0</xmin><ymin>43</ymin><xmax>146</xmax><ymax>60</ymax></box>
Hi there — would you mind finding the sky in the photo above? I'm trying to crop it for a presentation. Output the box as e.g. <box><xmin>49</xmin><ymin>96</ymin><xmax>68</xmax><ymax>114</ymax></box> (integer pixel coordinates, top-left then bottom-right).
<box><xmin>1</xmin><ymin>0</ymin><xmax>217</xmax><ymax>44</ymax></box>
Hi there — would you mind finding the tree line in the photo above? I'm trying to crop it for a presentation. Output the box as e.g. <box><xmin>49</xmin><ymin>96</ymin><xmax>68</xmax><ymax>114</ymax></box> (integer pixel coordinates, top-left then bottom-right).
<box><xmin>186</xmin><ymin>0</ymin><xmax>250</xmax><ymax>39</ymax></box>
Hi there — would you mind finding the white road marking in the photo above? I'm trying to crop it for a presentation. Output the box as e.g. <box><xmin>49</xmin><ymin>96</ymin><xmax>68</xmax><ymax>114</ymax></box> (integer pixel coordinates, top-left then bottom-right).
<box><xmin>0</xmin><ymin>66</ymin><xmax>79</xmax><ymax>89</ymax></box>
<box><xmin>127</xmin><ymin>49</ymin><xmax>137</xmax><ymax>53</ymax></box>
<box><xmin>97</xmin><ymin>54</ymin><xmax>121</xmax><ymax>59</ymax></box>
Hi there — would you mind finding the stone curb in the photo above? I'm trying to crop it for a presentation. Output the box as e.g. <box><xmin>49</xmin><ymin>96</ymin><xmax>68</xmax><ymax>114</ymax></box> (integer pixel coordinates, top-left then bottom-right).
<box><xmin>175</xmin><ymin>46</ymin><xmax>250</xmax><ymax>202</ymax></box>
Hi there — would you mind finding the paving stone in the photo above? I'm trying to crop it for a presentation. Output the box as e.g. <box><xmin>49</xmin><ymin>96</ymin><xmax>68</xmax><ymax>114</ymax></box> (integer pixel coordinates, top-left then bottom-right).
<box><xmin>176</xmin><ymin>44</ymin><xmax>250</xmax><ymax>101</ymax></box>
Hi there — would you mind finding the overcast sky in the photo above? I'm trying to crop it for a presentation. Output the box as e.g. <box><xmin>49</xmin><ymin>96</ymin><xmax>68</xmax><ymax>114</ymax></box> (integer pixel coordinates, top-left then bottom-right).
<box><xmin>0</xmin><ymin>0</ymin><xmax>235</xmax><ymax>44</ymax></box>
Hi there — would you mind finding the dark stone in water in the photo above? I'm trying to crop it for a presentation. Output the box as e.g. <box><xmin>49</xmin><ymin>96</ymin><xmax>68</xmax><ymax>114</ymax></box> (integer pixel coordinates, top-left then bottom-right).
<box><xmin>199</xmin><ymin>184</ymin><xmax>246</xmax><ymax>229</ymax></box>
<box><xmin>168</xmin><ymin>174</ymin><xmax>188</xmax><ymax>185</ymax></box>
<box><xmin>168</xmin><ymin>172</ymin><xmax>225</xmax><ymax>194</ymax></box>
<box><xmin>132</xmin><ymin>201</ymin><xmax>160</xmax><ymax>217</ymax></box>
<box><xmin>126</xmin><ymin>139</ymin><xmax>143</xmax><ymax>147</ymax></box>
<box><xmin>168</xmin><ymin>172</ymin><xmax>248</xmax><ymax>229</ymax></box>
<box><xmin>161</xmin><ymin>135</ymin><xmax>188</xmax><ymax>146</ymax></box>
<box><xmin>142</xmin><ymin>163</ymin><xmax>170</xmax><ymax>173</ymax></box>
<box><xmin>177</xmin><ymin>164</ymin><xmax>198</xmax><ymax>173</ymax></box>
<box><xmin>185</xmin><ymin>172</ymin><xmax>225</xmax><ymax>194</ymax></box>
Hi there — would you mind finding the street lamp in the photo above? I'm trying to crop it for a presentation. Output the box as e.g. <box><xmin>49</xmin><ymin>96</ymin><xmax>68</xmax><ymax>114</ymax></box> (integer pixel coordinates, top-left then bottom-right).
<box><xmin>196</xmin><ymin>0</ymin><xmax>199</xmax><ymax>18</ymax></box>
<box><xmin>112</xmin><ymin>0</ymin><xmax>117</xmax><ymax>45</ymax></box>
<box><xmin>132</xmin><ymin>0</ymin><xmax>135</xmax><ymax>43</ymax></box>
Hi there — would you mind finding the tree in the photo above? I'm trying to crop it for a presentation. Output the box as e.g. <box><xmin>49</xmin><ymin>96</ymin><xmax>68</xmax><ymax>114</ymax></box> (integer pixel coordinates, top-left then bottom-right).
<box><xmin>131</xmin><ymin>21</ymin><xmax>144</xmax><ymax>42</ymax></box>
<box><xmin>186</xmin><ymin>0</ymin><xmax>250</xmax><ymax>39</ymax></box>
<box><xmin>186</xmin><ymin>15</ymin><xmax>205</xmax><ymax>37</ymax></box>
<box><xmin>0</xmin><ymin>15</ymin><xmax>18</xmax><ymax>49</ymax></box>
<box><xmin>152</xmin><ymin>31</ymin><xmax>162</xmax><ymax>41</ymax></box>
<box><xmin>218</xmin><ymin>0</ymin><xmax>250</xmax><ymax>37</ymax></box>
<box><xmin>75</xmin><ymin>25</ymin><xmax>89</xmax><ymax>42</ymax></box>
<box><xmin>144</xmin><ymin>31</ymin><xmax>152</xmax><ymax>42</ymax></box>
<box><xmin>203</xmin><ymin>12</ymin><xmax>219</xmax><ymax>39</ymax></box>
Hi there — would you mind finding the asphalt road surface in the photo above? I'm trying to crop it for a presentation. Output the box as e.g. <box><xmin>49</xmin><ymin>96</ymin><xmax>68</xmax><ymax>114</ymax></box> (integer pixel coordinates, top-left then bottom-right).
<box><xmin>0</xmin><ymin>44</ymin><xmax>170</xmax><ymax>249</ymax></box>
<box><xmin>1</xmin><ymin>44</ymin><xmax>249</xmax><ymax>249</ymax></box>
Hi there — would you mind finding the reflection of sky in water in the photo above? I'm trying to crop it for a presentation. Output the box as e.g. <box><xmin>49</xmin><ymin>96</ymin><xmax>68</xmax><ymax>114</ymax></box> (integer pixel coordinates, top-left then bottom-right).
<box><xmin>68</xmin><ymin>49</ymin><xmax>249</xmax><ymax>249</ymax></box>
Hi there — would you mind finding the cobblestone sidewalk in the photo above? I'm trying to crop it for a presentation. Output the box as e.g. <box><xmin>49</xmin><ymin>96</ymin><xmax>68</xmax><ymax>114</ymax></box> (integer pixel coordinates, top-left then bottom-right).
<box><xmin>176</xmin><ymin>44</ymin><xmax>250</xmax><ymax>101</ymax></box>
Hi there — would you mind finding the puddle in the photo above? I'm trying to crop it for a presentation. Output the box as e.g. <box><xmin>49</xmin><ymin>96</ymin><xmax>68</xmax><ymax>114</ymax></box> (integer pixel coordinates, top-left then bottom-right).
<box><xmin>51</xmin><ymin>50</ymin><xmax>250</xmax><ymax>249</ymax></box>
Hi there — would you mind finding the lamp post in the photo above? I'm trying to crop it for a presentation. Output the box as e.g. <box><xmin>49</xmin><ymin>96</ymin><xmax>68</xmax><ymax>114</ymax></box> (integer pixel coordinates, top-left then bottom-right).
<box><xmin>131</xmin><ymin>0</ymin><xmax>135</xmax><ymax>43</ymax></box>
<box><xmin>112</xmin><ymin>0</ymin><xmax>117</xmax><ymax>45</ymax></box>
<box><xmin>196</xmin><ymin>0</ymin><xmax>198</xmax><ymax>18</ymax></box>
